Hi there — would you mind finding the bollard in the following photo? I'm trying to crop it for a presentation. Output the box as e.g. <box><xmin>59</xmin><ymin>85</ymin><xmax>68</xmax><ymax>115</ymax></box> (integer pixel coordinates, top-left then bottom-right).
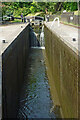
<box><xmin>21</xmin><ymin>26</ymin><xmax>23</xmax><ymax>28</ymax></box>
<box><xmin>40</xmin><ymin>22</ymin><xmax>42</xmax><ymax>26</ymax></box>
<box><xmin>32</xmin><ymin>23</ymin><xmax>34</xmax><ymax>26</ymax></box>
<box><xmin>73</xmin><ymin>38</ymin><xmax>76</xmax><ymax>41</ymax></box>
<box><xmin>40</xmin><ymin>27</ymin><xmax>42</xmax><ymax>29</ymax></box>
<box><xmin>2</xmin><ymin>40</ymin><xmax>5</xmax><ymax>43</ymax></box>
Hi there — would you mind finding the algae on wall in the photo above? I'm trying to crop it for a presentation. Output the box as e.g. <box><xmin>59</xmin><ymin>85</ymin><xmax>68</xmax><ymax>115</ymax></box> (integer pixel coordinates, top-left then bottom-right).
<box><xmin>44</xmin><ymin>25</ymin><xmax>78</xmax><ymax>118</ymax></box>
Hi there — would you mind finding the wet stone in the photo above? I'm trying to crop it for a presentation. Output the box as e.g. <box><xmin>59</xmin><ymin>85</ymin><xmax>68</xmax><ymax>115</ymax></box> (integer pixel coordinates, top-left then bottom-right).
<box><xmin>17</xmin><ymin>25</ymin><xmax>59</xmax><ymax>119</ymax></box>
<box><xmin>17</xmin><ymin>49</ymin><xmax>57</xmax><ymax>119</ymax></box>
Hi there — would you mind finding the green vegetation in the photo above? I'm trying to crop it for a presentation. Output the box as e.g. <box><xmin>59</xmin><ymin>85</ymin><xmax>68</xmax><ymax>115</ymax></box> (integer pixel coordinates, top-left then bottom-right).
<box><xmin>74</xmin><ymin>10</ymin><xmax>80</xmax><ymax>15</ymax></box>
<box><xmin>2</xmin><ymin>2</ymin><xmax>80</xmax><ymax>18</ymax></box>
<box><xmin>61</xmin><ymin>21</ymin><xmax>80</xmax><ymax>27</ymax></box>
<box><xmin>11</xmin><ymin>19</ymin><xmax>21</xmax><ymax>23</ymax></box>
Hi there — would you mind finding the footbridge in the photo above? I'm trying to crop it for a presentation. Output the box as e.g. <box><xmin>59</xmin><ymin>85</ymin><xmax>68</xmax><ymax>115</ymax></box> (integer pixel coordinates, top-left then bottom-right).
<box><xmin>0</xmin><ymin>21</ymin><xmax>80</xmax><ymax>119</ymax></box>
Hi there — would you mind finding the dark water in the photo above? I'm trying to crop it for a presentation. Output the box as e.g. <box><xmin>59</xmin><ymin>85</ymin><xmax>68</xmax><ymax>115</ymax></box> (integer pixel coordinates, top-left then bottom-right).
<box><xmin>18</xmin><ymin>48</ymin><xmax>56</xmax><ymax>119</ymax></box>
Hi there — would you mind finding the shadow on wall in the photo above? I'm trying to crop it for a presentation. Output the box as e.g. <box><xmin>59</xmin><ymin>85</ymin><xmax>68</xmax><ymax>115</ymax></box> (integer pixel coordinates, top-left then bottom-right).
<box><xmin>2</xmin><ymin>24</ymin><xmax>30</xmax><ymax>118</ymax></box>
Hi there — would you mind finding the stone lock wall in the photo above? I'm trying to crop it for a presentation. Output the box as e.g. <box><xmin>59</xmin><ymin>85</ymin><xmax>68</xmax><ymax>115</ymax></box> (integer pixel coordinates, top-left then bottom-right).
<box><xmin>2</xmin><ymin>24</ymin><xmax>30</xmax><ymax>118</ymax></box>
<box><xmin>44</xmin><ymin>25</ymin><xmax>79</xmax><ymax>118</ymax></box>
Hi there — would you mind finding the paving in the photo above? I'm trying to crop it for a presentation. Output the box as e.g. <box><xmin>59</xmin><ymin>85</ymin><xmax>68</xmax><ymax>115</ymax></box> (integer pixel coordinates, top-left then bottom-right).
<box><xmin>44</xmin><ymin>21</ymin><xmax>80</xmax><ymax>56</ymax></box>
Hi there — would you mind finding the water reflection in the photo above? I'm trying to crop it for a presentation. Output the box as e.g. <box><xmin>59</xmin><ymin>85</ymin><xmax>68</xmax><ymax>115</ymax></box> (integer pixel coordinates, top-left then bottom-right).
<box><xmin>18</xmin><ymin>49</ymin><xmax>56</xmax><ymax>119</ymax></box>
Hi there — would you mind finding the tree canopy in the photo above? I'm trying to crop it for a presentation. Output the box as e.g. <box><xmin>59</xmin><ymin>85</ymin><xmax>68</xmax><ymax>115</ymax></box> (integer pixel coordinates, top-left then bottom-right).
<box><xmin>2</xmin><ymin>2</ymin><xmax>79</xmax><ymax>17</ymax></box>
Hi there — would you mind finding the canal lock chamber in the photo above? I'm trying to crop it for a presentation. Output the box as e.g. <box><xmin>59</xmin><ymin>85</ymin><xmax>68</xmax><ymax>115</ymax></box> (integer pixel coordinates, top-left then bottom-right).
<box><xmin>2</xmin><ymin>24</ymin><xmax>61</xmax><ymax>119</ymax></box>
<box><xmin>17</xmin><ymin>25</ymin><xmax>61</xmax><ymax>119</ymax></box>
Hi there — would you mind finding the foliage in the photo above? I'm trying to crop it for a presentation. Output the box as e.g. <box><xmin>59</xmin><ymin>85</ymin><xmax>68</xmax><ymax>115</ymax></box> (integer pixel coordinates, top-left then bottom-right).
<box><xmin>2</xmin><ymin>2</ymin><xmax>78</xmax><ymax>17</ymax></box>
<box><xmin>74</xmin><ymin>10</ymin><xmax>80</xmax><ymax>15</ymax></box>
<box><xmin>63</xmin><ymin>2</ymin><xmax>77</xmax><ymax>11</ymax></box>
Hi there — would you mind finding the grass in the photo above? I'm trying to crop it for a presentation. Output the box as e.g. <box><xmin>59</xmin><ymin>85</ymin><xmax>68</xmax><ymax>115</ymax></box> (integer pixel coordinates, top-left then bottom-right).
<box><xmin>74</xmin><ymin>10</ymin><xmax>80</xmax><ymax>15</ymax></box>
<box><xmin>26</xmin><ymin>12</ymin><xmax>44</xmax><ymax>17</ymax></box>
<box><xmin>10</xmin><ymin>19</ymin><xmax>21</xmax><ymax>23</ymax></box>
<box><xmin>60</xmin><ymin>21</ymin><xmax>80</xmax><ymax>27</ymax></box>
